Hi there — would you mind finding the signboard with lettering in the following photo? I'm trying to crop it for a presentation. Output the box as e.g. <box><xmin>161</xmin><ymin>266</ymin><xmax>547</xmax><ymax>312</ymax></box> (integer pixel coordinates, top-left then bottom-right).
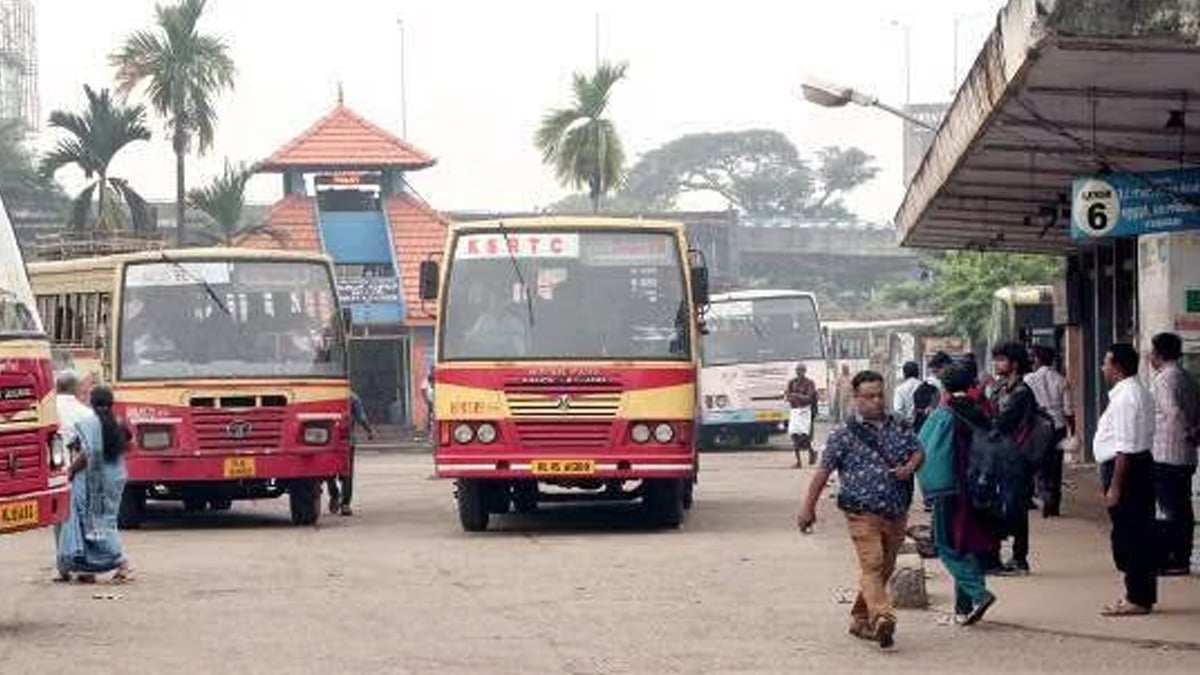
<box><xmin>456</xmin><ymin>233</ymin><xmax>580</xmax><ymax>259</ymax></box>
<box><xmin>335</xmin><ymin>276</ymin><xmax>401</xmax><ymax>304</ymax></box>
<box><xmin>1072</xmin><ymin>167</ymin><xmax>1200</xmax><ymax>240</ymax></box>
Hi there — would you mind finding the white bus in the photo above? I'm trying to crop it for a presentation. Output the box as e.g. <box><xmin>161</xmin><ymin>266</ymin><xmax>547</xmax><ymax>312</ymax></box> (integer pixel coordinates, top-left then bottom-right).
<box><xmin>698</xmin><ymin>290</ymin><xmax>826</xmax><ymax>447</ymax></box>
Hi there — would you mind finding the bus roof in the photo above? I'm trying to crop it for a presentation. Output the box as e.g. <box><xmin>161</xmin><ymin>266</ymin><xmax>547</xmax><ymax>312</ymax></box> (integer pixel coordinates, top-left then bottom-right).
<box><xmin>992</xmin><ymin>285</ymin><xmax>1053</xmax><ymax>304</ymax></box>
<box><xmin>710</xmin><ymin>289</ymin><xmax>817</xmax><ymax>302</ymax></box>
<box><xmin>28</xmin><ymin>247</ymin><xmax>333</xmax><ymax>275</ymax></box>
<box><xmin>824</xmin><ymin>317</ymin><xmax>944</xmax><ymax>332</ymax></box>
<box><xmin>448</xmin><ymin>216</ymin><xmax>686</xmax><ymax>233</ymax></box>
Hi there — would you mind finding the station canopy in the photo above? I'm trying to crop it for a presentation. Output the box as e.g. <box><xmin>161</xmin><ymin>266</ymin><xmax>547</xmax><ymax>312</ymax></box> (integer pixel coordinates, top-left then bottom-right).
<box><xmin>896</xmin><ymin>0</ymin><xmax>1200</xmax><ymax>254</ymax></box>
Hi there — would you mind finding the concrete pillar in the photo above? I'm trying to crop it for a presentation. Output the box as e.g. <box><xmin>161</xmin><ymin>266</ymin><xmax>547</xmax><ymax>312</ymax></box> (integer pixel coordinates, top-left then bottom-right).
<box><xmin>1139</xmin><ymin>231</ymin><xmax>1200</xmax><ymax>366</ymax></box>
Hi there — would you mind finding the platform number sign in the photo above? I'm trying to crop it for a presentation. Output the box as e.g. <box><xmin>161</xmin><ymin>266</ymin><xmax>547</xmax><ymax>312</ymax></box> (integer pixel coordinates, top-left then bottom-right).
<box><xmin>1072</xmin><ymin>178</ymin><xmax>1120</xmax><ymax>238</ymax></box>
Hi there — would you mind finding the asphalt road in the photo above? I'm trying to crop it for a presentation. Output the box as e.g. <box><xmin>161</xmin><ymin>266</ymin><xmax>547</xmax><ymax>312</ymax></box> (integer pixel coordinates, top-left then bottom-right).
<box><xmin>1</xmin><ymin>440</ymin><xmax>1195</xmax><ymax>674</ymax></box>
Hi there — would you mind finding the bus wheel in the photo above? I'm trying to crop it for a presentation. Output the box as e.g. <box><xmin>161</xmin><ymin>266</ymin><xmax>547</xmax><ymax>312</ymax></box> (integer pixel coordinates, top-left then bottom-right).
<box><xmin>288</xmin><ymin>479</ymin><xmax>320</xmax><ymax>526</ymax></box>
<box><xmin>209</xmin><ymin>497</ymin><xmax>233</xmax><ymax>512</ymax></box>
<box><xmin>644</xmin><ymin>479</ymin><xmax>685</xmax><ymax>528</ymax></box>
<box><xmin>456</xmin><ymin>479</ymin><xmax>490</xmax><ymax>532</ymax></box>
<box><xmin>512</xmin><ymin>481</ymin><xmax>539</xmax><ymax>514</ymax></box>
<box><xmin>118</xmin><ymin>488</ymin><xmax>145</xmax><ymax>530</ymax></box>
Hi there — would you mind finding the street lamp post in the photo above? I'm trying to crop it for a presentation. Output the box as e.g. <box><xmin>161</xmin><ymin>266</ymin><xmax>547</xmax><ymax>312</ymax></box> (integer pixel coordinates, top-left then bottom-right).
<box><xmin>798</xmin><ymin>77</ymin><xmax>936</xmax><ymax>130</ymax></box>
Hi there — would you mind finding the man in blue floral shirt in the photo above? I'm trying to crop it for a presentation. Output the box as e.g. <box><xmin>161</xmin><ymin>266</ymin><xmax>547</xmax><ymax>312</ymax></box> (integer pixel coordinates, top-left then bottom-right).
<box><xmin>797</xmin><ymin>370</ymin><xmax>923</xmax><ymax>649</ymax></box>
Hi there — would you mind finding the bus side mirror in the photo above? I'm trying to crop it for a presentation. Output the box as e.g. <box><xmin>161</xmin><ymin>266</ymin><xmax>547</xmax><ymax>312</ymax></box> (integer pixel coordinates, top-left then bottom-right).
<box><xmin>691</xmin><ymin>265</ymin><xmax>709</xmax><ymax>307</ymax></box>
<box><xmin>419</xmin><ymin>261</ymin><xmax>439</xmax><ymax>301</ymax></box>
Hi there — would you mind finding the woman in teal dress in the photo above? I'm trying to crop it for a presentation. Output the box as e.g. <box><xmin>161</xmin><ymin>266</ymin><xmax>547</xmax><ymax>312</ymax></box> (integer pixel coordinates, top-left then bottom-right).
<box><xmin>56</xmin><ymin>386</ymin><xmax>134</xmax><ymax>583</ymax></box>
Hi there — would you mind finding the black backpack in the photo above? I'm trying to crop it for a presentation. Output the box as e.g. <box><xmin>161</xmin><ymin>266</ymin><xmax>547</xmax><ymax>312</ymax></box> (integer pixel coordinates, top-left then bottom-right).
<box><xmin>950</xmin><ymin>411</ymin><xmax>1026</xmax><ymax>535</ymax></box>
<box><xmin>912</xmin><ymin>382</ymin><xmax>939</xmax><ymax>432</ymax></box>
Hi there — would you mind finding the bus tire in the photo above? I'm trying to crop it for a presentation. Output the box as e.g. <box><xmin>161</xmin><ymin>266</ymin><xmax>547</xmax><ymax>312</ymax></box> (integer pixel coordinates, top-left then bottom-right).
<box><xmin>209</xmin><ymin>497</ymin><xmax>233</xmax><ymax>512</ymax></box>
<box><xmin>644</xmin><ymin>479</ymin><xmax>685</xmax><ymax>528</ymax></box>
<box><xmin>456</xmin><ymin>479</ymin><xmax>490</xmax><ymax>532</ymax></box>
<box><xmin>118</xmin><ymin>488</ymin><xmax>145</xmax><ymax>530</ymax></box>
<box><xmin>288</xmin><ymin>479</ymin><xmax>320</xmax><ymax>526</ymax></box>
<box><xmin>512</xmin><ymin>481</ymin><xmax>538</xmax><ymax>514</ymax></box>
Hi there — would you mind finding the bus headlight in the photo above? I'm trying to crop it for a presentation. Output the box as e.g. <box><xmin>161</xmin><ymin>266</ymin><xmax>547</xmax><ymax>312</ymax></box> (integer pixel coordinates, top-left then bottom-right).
<box><xmin>653</xmin><ymin>423</ymin><xmax>675</xmax><ymax>444</ymax></box>
<box><xmin>49</xmin><ymin>435</ymin><xmax>66</xmax><ymax>469</ymax></box>
<box><xmin>302</xmin><ymin>424</ymin><xmax>331</xmax><ymax>445</ymax></box>
<box><xmin>453</xmin><ymin>423</ymin><xmax>475</xmax><ymax>444</ymax></box>
<box><xmin>475</xmin><ymin>423</ymin><xmax>498</xmax><ymax>444</ymax></box>
<box><xmin>715</xmin><ymin>394</ymin><xmax>730</xmax><ymax>409</ymax></box>
<box><xmin>630</xmin><ymin>423</ymin><xmax>652</xmax><ymax>444</ymax></box>
<box><xmin>139</xmin><ymin>425</ymin><xmax>174</xmax><ymax>450</ymax></box>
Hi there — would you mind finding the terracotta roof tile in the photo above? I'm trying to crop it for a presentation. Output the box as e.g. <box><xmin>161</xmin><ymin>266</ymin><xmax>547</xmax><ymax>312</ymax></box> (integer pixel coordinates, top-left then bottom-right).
<box><xmin>385</xmin><ymin>194</ymin><xmax>447</xmax><ymax>323</ymax></box>
<box><xmin>261</xmin><ymin>104</ymin><xmax>435</xmax><ymax>171</ymax></box>
<box><xmin>235</xmin><ymin>195</ymin><xmax>322</xmax><ymax>251</ymax></box>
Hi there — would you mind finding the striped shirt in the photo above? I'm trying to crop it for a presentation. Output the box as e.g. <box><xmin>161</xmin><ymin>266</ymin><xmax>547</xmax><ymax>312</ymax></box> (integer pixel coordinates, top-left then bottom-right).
<box><xmin>1024</xmin><ymin>366</ymin><xmax>1073</xmax><ymax>430</ymax></box>
<box><xmin>1151</xmin><ymin>364</ymin><xmax>1199</xmax><ymax>467</ymax></box>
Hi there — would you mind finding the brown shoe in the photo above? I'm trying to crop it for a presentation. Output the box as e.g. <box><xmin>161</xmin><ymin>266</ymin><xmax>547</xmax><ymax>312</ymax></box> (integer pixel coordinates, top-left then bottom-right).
<box><xmin>874</xmin><ymin>617</ymin><xmax>896</xmax><ymax>649</ymax></box>
<box><xmin>848</xmin><ymin>620</ymin><xmax>872</xmax><ymax>641</ymax></box>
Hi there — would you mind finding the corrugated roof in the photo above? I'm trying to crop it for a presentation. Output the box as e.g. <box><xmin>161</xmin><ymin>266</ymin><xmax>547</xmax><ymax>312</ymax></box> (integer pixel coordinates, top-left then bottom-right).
<box><xmin>385</xmin><ymin>194</ymin><xmax>447</xmax><ymax>325</ymax></box>
<box><xmin>260</xmin><ymin>104</ymin><xmax>435</xmax><ymax>172</ymax></box>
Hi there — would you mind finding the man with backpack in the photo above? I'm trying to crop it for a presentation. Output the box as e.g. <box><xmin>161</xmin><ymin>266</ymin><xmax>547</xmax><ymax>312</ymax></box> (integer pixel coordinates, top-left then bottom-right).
<box><xmin>1148</xmin><ymin>332</ymin><xmax>1199</xmax><ymax>576</ymax></box>
<box><xmin>796</xmin><ymin>370</ymin><xmax>924</xmax><ymax>649</ymax></box>
<box><xmin>989</xmin><ymin>342</ymin><xmax>1042</xmax><ymax>575</ymax></box>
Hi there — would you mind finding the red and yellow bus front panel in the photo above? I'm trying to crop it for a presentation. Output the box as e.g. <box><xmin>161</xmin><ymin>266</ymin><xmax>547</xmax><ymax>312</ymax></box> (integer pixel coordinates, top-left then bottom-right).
<box><xmin>0</xmin><ymin>340</ymin><xmax>69</xmax><ymax>534</ymax></box>
<box><xmin>434</xmin><ymin>364</ymin><xmax>697</xmax><ymax>480</ymax></box>
<box><xmin>112</xmin><ymin>381</ymin><xmax>351</xmax><ymax>483</ymax></box>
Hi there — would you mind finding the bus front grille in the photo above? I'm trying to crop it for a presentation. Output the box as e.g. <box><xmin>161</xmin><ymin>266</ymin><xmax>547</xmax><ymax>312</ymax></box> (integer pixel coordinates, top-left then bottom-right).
<box><xmin>513</xmin><ymin>421</ymin><xmax>613</xmax><ymax>449</ymax></box>
<box><xmin>0</xmin><ymin>430</ymin><xmax>43</xmax><ymax>492</ymax></box>
<box><xmin>191</xmin><ymin>409</ymin><xmax>286</xmax><ymax>451</ymax></box>
<box><xmin>505</xmin><ymin>393</ymin><xmax>621</xmax><ymax>418</ymax></box>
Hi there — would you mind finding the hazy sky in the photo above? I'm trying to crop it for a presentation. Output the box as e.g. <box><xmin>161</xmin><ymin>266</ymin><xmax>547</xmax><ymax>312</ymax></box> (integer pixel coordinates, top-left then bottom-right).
<box><xmin>33</xmin><ymin>0</ymin><xmax>1005</xmax><ymax>221</ymax></box>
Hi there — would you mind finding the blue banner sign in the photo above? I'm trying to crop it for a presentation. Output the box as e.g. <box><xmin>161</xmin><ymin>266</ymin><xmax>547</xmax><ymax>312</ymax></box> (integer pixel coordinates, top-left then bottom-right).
<box><xmin>1072</xmin><ymin>167</ymin><xmax>1200</xmax><ymax>240</ymax></box>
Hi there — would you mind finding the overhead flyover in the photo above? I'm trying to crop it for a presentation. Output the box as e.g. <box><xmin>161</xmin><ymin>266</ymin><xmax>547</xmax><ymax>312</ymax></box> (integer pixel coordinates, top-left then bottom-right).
<box><xmin>895</xmin><ymin>0</ymin><xmax>1200</xmax><ymax>254</ymax></box>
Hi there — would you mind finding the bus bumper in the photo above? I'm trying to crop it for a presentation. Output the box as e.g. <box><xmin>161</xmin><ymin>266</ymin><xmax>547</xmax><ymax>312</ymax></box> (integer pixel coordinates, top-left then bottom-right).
<box><xmin>126</xmin><ymin>449</ymin><xmax>349</xmax><ymax>483</ymax></box>
<box><xmin>0</xmin><ymin>483</ymin><xmax>70</xmax><ymax>535</ymax></box>
<box><xmin>435</xmin><ymin>452</ymin><xmax>695</xmax><ymax>480</ymax></box>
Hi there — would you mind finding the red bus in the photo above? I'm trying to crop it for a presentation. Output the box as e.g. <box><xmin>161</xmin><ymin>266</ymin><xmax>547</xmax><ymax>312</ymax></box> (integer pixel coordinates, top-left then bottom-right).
<box><xmin>0</xmin><ymin>199</ymin><xmax>69</xmax><ymax>535</ymax></box>
<box><xmin>421</xmin><ymin>217</ymin><xmax>708</xmax><ymax>531</ymax></box>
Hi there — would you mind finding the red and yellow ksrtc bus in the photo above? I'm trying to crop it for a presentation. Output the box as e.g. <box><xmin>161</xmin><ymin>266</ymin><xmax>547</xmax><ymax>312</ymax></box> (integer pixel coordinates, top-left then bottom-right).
<box><xmin>28</xmin><ymin>248</ymin><xmax>350</xmax><ymax>527</ymax></box>
<box><xmin>0</xmin><ymin>200</ymin><xmax>69</xmax><ymax>535</ymax></box>
<box><xmin>420</xmin><ymin>217</ymin><xmax>708</xmax><ymax>531</ymax></box>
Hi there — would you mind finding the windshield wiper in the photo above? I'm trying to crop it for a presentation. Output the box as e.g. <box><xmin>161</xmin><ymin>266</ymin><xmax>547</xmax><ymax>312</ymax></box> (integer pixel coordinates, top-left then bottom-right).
<box><xmin>159</xmin><ymin>251</ymin><xmax>231</xmax><ymax>316</ymax></box>
<box><xmin>497</xmin><ymin>221</ymin><xmax>534</xmax><ymax>330</ymax></box>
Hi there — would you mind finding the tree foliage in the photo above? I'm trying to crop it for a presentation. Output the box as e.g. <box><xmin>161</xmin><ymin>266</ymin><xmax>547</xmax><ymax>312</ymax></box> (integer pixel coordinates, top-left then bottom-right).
<box><xmin>39</xmin><ymin>86</ymin><xmax>153</xmax><ymax>232</ymax></box>
<box><xmin>186</xmin><ymin>161</ymin><xmax>278</xmax><ymax>245</ymax></box>
<box><xmin>535</xmin><ymin>61</ymin><xmax>628</xmax><ymax>213</ymax></box>
<box><xmin>111</xmin><ymin>0</ymin><xmax>236</xmax><ymax>243</ymax></box>
<box><xmin>618</xmin><ymin>130</ymin><xmax>878</xmax><ymax>218</ymax></box>
<box><xmin>0</xmin><ymin>122</ymin><xmax>68</xmax><ymax>217</ymax></box>
<box><xmin>883</xmin><ymin>251</ymin><xmax>1063</xmax><ymax>344</ymax></box>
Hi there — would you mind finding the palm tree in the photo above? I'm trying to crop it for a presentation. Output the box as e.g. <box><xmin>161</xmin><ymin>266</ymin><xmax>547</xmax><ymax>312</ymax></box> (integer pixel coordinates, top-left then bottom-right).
<box><xmin>187</xmin><ymin>161</ymin><xmax>279</xmax><ymax>245</ymax></box>
<box><xmin>39</xmin><ymin>86</ymin><xmax>153</xmax><ymax>232</ymax></box>
<box><xmin>111</xmin><ymin>0</ymin><xmax>235</xmax><ymax>245</ymax></box>
<box><xmin>535</xmin><ymin>61</ymin><xmax>628</xmax><ymax>213</ymax></box>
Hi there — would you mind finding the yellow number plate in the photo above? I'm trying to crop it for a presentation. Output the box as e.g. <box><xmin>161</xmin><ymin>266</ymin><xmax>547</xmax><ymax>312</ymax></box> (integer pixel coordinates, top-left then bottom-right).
<box><xmin>223</xmin><ymin>457</ymin><xmax>257</xmax><ymax>479</ymax></box>
<box><xmin>755</xmin><ymin>410</ymin><xmax>786</xmax><ymax>422</ymax></box>
<box><xmin>0</xmin><ymin>499</ymin><xmax>39</xmax><ymax>531</ymax></box>
<box><xmin>531</xmin><ymin>459</ymin><xmax>595</xmax><ymax>476</ymax></box>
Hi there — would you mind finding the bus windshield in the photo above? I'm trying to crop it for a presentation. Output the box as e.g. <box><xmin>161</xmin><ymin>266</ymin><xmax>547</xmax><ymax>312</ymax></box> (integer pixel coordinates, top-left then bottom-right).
<box><xmin>0</xmin><ymin>205</ymin><xmax>44</xmax><ymax>338</ymax></box>
<box><xmin>703</xmin><ymin>296</ymin><xmax>823</xmax><ymax>366</ymax></box>
<box><xmin>441</xmin><ymin>230</ymin><xmax>690</xmax><ymax>361</ymax></box>
<box><xmin>118</xmin><ymin>260</ymin><xmax>346</xmax><ymax>380</ymax></box>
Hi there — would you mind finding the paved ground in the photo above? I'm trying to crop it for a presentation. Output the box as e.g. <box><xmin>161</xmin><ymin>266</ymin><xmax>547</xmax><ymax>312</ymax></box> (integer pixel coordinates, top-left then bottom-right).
<box><xmin>1</xmin><ymin>439</ymin><xmax>1198</xmax><ymax>674</ymax></box>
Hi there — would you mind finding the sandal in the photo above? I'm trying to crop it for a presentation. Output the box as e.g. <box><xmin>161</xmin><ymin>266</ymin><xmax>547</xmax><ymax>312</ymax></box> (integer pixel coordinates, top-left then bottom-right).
<box><xmin>111</xmin><ymin>565</ymin><xmax>135</xmax><ymax>584</ymax></box>
<box><xmin>1100</xmin><ymin>599</ymin><xmax>1150</xmax><ymax>617</ymax></box>
<box><xmin>76</xmin><ymin>574</ymin><xmax>97</xmax><ymax>584</ymax></box>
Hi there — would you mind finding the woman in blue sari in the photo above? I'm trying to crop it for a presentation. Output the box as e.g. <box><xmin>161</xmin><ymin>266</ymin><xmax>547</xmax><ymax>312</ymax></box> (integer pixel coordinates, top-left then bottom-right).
<box><xmin>56</xmin><ymin>386</ymin><xmax>134</xmax><ymax>583</ymax></box>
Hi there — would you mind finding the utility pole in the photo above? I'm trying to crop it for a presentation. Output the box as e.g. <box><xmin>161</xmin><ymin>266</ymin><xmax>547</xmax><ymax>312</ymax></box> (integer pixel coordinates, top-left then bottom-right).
<box><xmin>397</xmin><ymin>17</ymin><xmax>408</xmax><ymax>139</ymax></box>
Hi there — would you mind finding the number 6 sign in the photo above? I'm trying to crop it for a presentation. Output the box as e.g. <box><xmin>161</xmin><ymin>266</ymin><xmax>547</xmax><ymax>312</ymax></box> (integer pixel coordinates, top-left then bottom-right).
<box><xmin>1072</xmin><ymin>178</ymin><xmax>1121</xmax><ymax>238</ymax></box>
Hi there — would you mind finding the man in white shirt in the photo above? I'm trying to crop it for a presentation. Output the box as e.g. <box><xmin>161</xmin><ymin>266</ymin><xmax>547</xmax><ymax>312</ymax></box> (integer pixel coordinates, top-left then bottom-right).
<box><xmin>1093</xmin><ymin>344</ymin><xmax>1157</xmax><ymax>616</ymax></box>
<box><xmin>1025</xmin><ymin>346</ymin><xmax>1076</xmax><ymax>517</ymax></box>
<box><xmin>52</xmin><ymin>370</ymin><xmax>93</xmax><ymax>582</ymax></box>
<box><xmin>1148</xmin><ymin>332</ymin><xmax>1199</xmax><ymax>575</ymax></box>
<box><xmin>892</xmin><ymin>361</ymin><xmax>922</xmax><ymax>427</ymax></box>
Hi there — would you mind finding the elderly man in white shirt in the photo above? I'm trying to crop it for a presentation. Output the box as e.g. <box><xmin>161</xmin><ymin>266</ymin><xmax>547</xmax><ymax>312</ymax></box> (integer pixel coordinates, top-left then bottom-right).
<box><xmin>52</xmin><ymin>370</ymin><xmax>93</xmax><ymax>582</ymax></box>
<box><xmin>1094</xmin><ymin>344</ymin><xmax>1157</xmax><ymax>616</ymax></box>
<box><xmin>1025</xmin><ymin>346</ymin><xmax>1076</xmax><ymax>517</ymax></box>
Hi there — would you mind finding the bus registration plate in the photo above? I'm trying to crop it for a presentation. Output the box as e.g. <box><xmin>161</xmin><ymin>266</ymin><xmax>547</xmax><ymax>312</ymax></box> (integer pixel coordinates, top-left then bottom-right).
<box><xmin>0</xmin><ymin>500</ymin><xmax>38</xmax><ymax>531</ymax></box>
<box><xmin>223</xmin><ymin>457</ymin><xmax>257</xmax><ymax>479</ymax></box>
<box><xmin>531</xmin><ymin>459</ymin><xmax>595</xmax><ymax>476</ymax></box>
